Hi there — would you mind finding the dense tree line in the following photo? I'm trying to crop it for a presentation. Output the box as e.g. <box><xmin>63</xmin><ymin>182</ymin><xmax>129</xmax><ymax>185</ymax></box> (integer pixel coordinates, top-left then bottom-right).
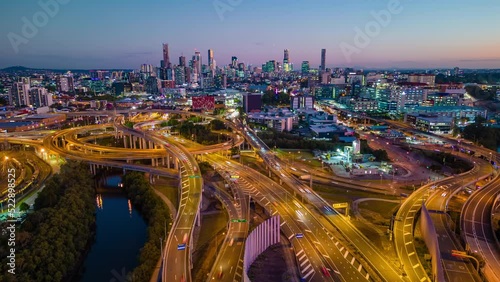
<box><xmin>210</xmin><ymin>119</ymin><xmax>226</xmax><ymax>131</ymax></box>
<box><xmin>359</xmin><ymin>139</ymin><xmax>390</xmax><ymax>161</ymax></box>
<box><xmin>121</xmin><ymin>172</ymin><xmax>171</xmax><ymax>282</ymax></box>
<box><xmin>435</xmin><ymin>73</ymin><xmax>500</xmax><ymax>85</ymax></box>
<box><xmin>464</xmin><ymin>85</ymin><xmax>497</xmax><ymax>100</ymax></box>
<box><xmin>257</xmin><ymin>130</ymin><xmax>339</xmax><ymax>151</ymax></box>
<box><xmin>261</xmin><ymin>90</ymin><xmax>290</xmax><ymax>106</ymax></box>
<box><xmin>173</xmin><ymin>121</ymin><xmax>225</xmax><ymax>145</ymax></box>
<box><xmin>0</xmin><ymin>160</ymin><xmax>96</xmax><ymax>282</ymax></box>
<box><xmin>462</xmin><ymin>116</ymin><xmax>500</xmax><ymax>150</ymax></box>
<box><xmin>419</xmin><ymin>150</ymin><xmax>473</xmax><ymax>174</ymax></box>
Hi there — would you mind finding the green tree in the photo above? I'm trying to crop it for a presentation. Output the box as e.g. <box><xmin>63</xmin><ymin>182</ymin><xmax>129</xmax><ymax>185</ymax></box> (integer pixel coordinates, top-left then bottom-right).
<box><xmin>372</xmin><ymin>149</ymin><xmax>390</xmax><ymax>161</ymax></box>
<box><xmin>210</xmin><ymin>119</ymin><xmax>226</xmax><ymax>131</ymax></box>
<box><xmin>19</xmin><ymin>202</ymin><xmax>30</xmax><ymax>212</ymax></box>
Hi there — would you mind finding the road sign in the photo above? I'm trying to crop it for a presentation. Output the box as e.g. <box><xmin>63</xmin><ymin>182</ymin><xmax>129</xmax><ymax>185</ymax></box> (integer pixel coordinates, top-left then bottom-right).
<box><xmin>231</xmin><ymin>219</ymin><xmax>247</xmax><ymax>223</ymax></box>
<box><xmin>332</xmin><ymin>202</ymin><xmax>348</xmax><ymax>209</ymax></box>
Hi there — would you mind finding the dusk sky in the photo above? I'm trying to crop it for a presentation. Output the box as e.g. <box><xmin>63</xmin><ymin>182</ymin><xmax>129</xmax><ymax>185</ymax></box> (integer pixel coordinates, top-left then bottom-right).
<box><xmin>1</xmin><ymin>0</ymin><xmax>499</xmax><ymax>69</ymax></box>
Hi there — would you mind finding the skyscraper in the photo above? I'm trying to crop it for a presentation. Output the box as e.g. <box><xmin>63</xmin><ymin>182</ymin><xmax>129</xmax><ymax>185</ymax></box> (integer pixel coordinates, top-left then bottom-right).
<box><xmin>208</xmin><ymin>49</ymin><xmax>214</xmax><ymax>68</ymax></box>
<box><xmin>231</xmin><ymin>56</ymin><xmax>238</xmax><ymax>69</ymax></box>
<box><xmin>163</xmin><ymin>43</ymin><xmax>170</xmax><ymax>68</ymax></box>
<box><xmin>194</xmin><ymin>51</ymin><xmax>202</xmax><ymax>76</ymax></box>
<box><xmin>320</xmin><ymin>49</ymin><xmax>326</xmax><ymax>71</ymax></box>
<box><xmin>8</xmin><ymin>79</ymin><xmax>30</xmax><ymax>107</ymax></box>
<box><xmin>179</xmin><ymin>56</ymin><xmax>186</xmax><ymax>67</ymax></box>
<box><xmin>283</xmin><ymin>49</ymin><xmax>290</xmax><ymax>72</ymax></box>
<box><xmin>301</xmin><ymin>61</ymin><xmax>310</xmax><ymax>75</ymax></box>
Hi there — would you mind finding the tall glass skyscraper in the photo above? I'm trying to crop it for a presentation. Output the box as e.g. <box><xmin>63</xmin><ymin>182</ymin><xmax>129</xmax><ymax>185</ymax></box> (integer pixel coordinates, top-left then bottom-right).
<box><xmin>320</xmin><ymin>48</ymin><xmax>326</xmax><ymax>71</ymax></box>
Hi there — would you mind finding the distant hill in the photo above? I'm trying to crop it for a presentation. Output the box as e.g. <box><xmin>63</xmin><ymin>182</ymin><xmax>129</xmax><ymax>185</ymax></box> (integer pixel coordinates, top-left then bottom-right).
<box><xmin>1</xmin><ymin>66</ymin><xmax>39</xmax><ymax>72</ymax></box>
<box><xmin>1</xmin><ymin>66</ymin><xmax>133</xmax><ymax>73</ymax></box>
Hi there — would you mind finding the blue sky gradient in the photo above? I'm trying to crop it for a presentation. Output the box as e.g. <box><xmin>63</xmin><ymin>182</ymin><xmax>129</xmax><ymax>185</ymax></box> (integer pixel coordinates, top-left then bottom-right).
<box><xmin>1</xmin><ymin>0</ymin><xmax>499</xmax><ymax>69</ymax></box>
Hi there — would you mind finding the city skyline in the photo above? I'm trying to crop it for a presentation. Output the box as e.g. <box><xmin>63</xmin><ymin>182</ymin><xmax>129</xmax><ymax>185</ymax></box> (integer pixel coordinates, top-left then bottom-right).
<box><xmin>1</xmin><ymin>0</ymin><xmax>500</xmax><ymax>69</ymax></box>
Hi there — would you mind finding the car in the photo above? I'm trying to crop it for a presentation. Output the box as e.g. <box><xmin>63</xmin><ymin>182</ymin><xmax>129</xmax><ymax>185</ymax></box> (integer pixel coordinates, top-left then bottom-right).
<box><xmin>177</xmin><ymin>243</ymin><xmax>186</xmax><ymax>250</ymax></box>
<box><xmin>295</xmin><ymin>233</ymin><xmax>304</xmax><ymax>238</ymax></box>
<box><xmin>321</xmin><ymin>266</ymin><xmax>330</xmax><ymax>276</ymax></box>
<box><xmin>323</xmin><ymin>205</ymin><xmax>333</xmax><ymax>213</ymax></box>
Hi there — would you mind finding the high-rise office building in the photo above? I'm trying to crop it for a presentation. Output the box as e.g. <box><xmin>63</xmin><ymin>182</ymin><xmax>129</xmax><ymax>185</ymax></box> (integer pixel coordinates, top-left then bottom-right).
<box><xmin>194</xmin><ymin>51</ymin><xmax>202</xmax><ymax>76</ymax></box>
<box><xmin>301</xmin><ymin>61</ymin><xmax>310</xmax><ymax>75</ymax></box>
<box><xmin>140</xmin><ymin>64</ymin><xmax>154</xmax><ymax>75</ymax></box>
<box><xmin>29</xmin><ymin>87</ymin><xmax>52</xmax><ymax>108</ymax></box>
<box><xmin>8</xmin><ymin>80</ymin><xmax>30</xmax><ymax>107</ymax></box>
<box><xmin>179</xmin><ymin>56</ymin><xmax>186</xmax><ymax>67</ymax></box>
<box><xmin>208</xmin><ymin>49</ymin><xmax>214</xmax><ymax>68</ymax></box>
<box><xmin>283</xmin><ymin>49</ymin><xmax>290</xmax><ymax>72</ymax></box>
<box><xmin>320</xmin><ymin>49</ymin><xmax>326</xmax><ymax>71</ymax></box>
<box><xmin>174</xmin><ymin>66</ymin><xmax>186</xmax><ymax>85</ymax></box>
<box><xmin>56</xmin><ymin>76</ymin><xmax>74</xmax><ymax>93</ymax></box>
<box><xmin>231</xmin><ymin>56</ymin><xmax>238</xmax><ymax>68</ymax></box>
<box><xmin>162</xmin><ymin>43</ymin><xmax>170</xmax><ymax>68</ymax></box>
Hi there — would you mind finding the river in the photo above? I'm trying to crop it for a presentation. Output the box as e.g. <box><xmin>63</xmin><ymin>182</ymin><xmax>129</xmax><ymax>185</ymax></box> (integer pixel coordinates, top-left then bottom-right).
<box><xmin>79</xmin><ymin>175</ymin><xmax>147</xmax><ymax>282</ymax></box>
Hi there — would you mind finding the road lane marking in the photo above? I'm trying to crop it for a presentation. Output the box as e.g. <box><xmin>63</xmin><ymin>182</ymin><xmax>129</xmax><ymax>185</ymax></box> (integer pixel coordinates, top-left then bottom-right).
<box><xmin>303</xmin><ymin>269</ymin><xmax>314</xmax><ymax>279</ymax></box>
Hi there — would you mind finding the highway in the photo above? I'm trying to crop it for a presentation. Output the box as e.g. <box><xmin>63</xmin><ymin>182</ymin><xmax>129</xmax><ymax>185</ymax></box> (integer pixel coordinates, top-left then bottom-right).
<box><xmin>115</xmin><ymin>118</ymin><xmax>203</xmax><ymax>282</ymax></box>
<box><xmin>10</xmin><ymin>109</ymin><xmax>500</xmax><ymax>282</ymax></box>
<box><xmin>383</xmin><ymin>118</ymin><xmax>500</xmax><ymax>282</ymax></box>
<box><xmin>461</xmin><ymin>170</ymin><xmax>500</xmax><ymax>282</ymax></box>
<box><xmin>208</xmin><ymin>153</ymin><xmax>371</xmax><ymax>281</ymax></box>
<box><xmin>238</xmin><ymin>122</ymin><xmax>405</xmax><ymax>281</ymax></box>
<box><xmin>205</xmin><ymin>167</ymin><xmax>250</xmax><ymax>282</ymax></box>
